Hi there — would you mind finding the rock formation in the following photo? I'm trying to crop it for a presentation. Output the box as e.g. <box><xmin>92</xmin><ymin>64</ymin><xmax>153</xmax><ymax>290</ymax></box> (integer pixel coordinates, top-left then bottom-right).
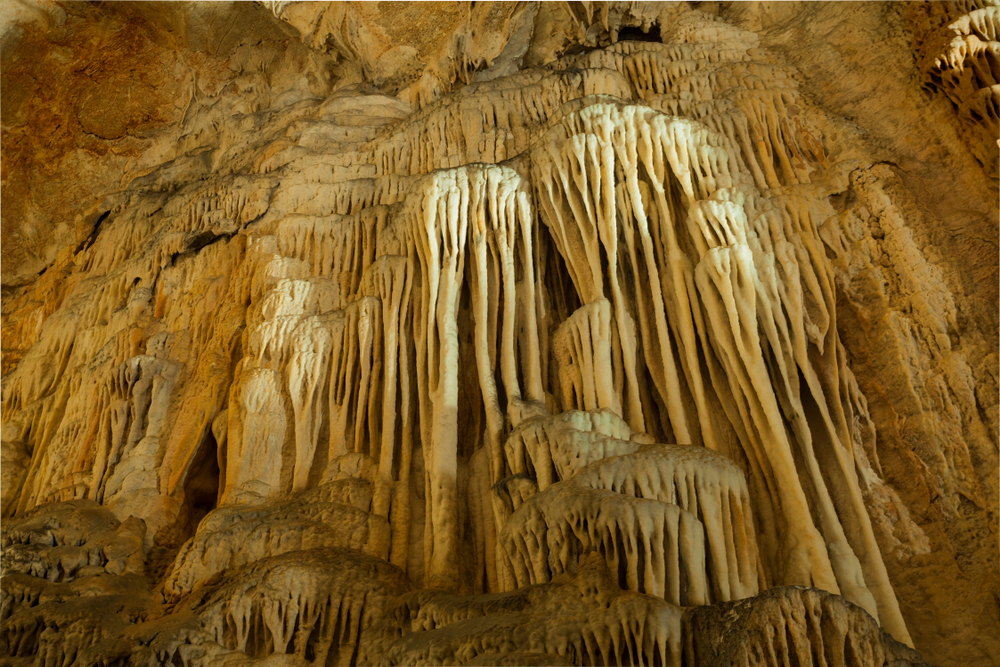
<box><xmin>1</xmin><ymin>2</ymin><xmax>996</xmax><ymax>666</ymax></box>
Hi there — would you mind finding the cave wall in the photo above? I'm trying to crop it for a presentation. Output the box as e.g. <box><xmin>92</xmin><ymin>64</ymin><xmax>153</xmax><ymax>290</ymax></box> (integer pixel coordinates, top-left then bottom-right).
<box><xmin>1</xmin><ymin>3</ymin><xmax>997</xmax><ymax>667</ymax></box>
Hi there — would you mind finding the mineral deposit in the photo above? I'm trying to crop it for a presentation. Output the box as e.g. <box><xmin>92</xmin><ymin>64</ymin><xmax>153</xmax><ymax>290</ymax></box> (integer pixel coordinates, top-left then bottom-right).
<box><xmin>1</xmin><ymin>3</ymin><xmax>997</xmax><ymax>667</ymax></box>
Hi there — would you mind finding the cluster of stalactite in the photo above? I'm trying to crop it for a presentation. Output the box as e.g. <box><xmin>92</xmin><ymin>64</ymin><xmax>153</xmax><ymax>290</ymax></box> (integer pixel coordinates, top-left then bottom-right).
<box><xmin>0</xmin><ymin>6</ymin><xmax>928</xmax><ymax>666</ymax></box>
<box><xmin>911</xmin><ymin>0</ymin><xmax>1000</xmax><ymax>176</ymax></box>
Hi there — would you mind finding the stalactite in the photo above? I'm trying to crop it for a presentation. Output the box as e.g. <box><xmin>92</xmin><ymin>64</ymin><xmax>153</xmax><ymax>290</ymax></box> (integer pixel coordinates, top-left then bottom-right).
<box><xmin>370</xmin><ymin>553</ymin><xmax>684</xmax><ymax>667</ymax></box>
<box><xmin>572</xmin><ymin>446</ymin><xmax>763</xmax><ymax>602</ymax></box>
<box><xmin>198</xmin><ymin>548</ymin><xmax>408</xmax><ymax>666</ymax></box>
<box><xmin>1</xmin><ymin>4</ymin><xmax>949</xmax><ymax>663</ymax></box>
<box><xmin>502</xmin><ymin>482</ymin><xmax>711</xmax><ymax>606</ymax></box>
<box><xmin>551</xmin><ymin>299</ymin><xmax>622</xmax><ymax>418</ymax></box>
<box><xmin>528</xmin><ymin>96</ymin><xmax>908</xmax><ymax>643</ymax></box>
<box><xmin>406</xmin><ymin>163</ymin><xmax>550</xmax><ymax>590</ymax></box>
<box><xmin>503</xmin><ymin>409</ymin><xmax>637</xmax><ymax>491</ymax></box>
<box><xmin>408</xmin><ymin>168</ymin><xmax>473</xmax><ymax>591</ymax></box>
<box><xmin>497</xmin><ymin>409</ymin><xmax>762</xmax><ymax>607</ymax></box>
<box><xmin>913</xmin><ymin>3</ymin><xmax>1000</xmax><ymax>176</ymax></box>
<box><xmin>683</xmin><ymin>587</ymin><xmax>927</xmax><ymax>667</ymax></box>
<box><xmin>163</xmin><ymin>479</ymin><xmax>385</xmax><ymax>602</ymax></box>
<box><xmin>362</xmin><ymin>255</ymin><xmax>416</xmax><ymax>573</ymax></box>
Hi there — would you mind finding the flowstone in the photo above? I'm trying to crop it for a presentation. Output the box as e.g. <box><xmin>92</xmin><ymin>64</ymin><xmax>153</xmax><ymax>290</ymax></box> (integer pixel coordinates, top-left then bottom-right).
<box><xmin>3</xmin><ymin>2</ymin><xmax>994</xmax><ymax>666</ymax></box>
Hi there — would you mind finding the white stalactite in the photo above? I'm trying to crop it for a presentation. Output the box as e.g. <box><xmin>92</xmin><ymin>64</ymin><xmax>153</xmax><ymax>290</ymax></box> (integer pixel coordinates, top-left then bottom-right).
<box><xmin>1</xmin><ymin>6</ymin><xmax>932</xmax><ymax>660</ymax></box>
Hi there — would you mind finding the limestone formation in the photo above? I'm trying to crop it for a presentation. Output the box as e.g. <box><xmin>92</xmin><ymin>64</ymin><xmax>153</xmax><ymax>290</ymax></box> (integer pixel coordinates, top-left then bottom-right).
<box><xmin>910</xmin><ymin>2</ymin><xmax>1000</xmax><ymax>177</ymax></box>
<box><xmin>2</xmin><ymin>2</ymin><xmax>996</xmax><ymax>667</ymax></box>
<box><xmin>684</xmin><ymin>587</ymin><xmax>927</xmax><ymax>667</ymax></box>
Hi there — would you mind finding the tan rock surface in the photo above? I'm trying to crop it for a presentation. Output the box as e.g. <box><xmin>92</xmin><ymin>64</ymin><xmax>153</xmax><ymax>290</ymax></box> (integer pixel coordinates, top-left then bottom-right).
<box><xmin>2</xmin><ymin>2</ymin><xmax>996</xmax><ymax>666</ymax></box>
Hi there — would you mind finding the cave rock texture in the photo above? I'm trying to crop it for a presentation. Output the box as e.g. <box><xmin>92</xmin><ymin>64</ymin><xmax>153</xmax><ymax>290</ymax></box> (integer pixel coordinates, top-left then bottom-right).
<box><xmin>1</xmin><ymin>2</ymin><xmax>997</xmax><ymax>667</ymax></box>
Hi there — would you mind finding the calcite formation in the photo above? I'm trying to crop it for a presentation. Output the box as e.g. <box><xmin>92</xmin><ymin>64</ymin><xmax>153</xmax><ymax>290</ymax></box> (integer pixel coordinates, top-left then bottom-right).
<box><xmin>1</xmin><ymin>2</ymin><xmax>996</xmax><ymax>667</ymax></box>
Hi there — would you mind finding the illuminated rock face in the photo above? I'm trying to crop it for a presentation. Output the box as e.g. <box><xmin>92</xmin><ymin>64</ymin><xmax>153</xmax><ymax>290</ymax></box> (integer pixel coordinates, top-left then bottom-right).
<box><xmin>1</xmin><ymin>2</ymin><xmax>996</xmax><ymax>667</ymax></box>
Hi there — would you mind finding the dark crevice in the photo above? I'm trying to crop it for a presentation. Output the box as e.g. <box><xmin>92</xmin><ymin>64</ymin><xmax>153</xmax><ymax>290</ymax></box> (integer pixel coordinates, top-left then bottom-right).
<box><xmin>183</xmin><ymin>427</ymin><xmax>221</xmax><ymax>537</ymax></box>
<box><xmin>616</xmin><ymin>25</ymin><xmax>661</xmax><ymax>42</ymax></box>
<box><xmin>561</xmin><ymin>44</ymin><xmax>600</xmax><ymax>58</ymax></box>
<box><xmin>167</xmin><ymin>230</ymin><xmax>236</xmax><ymax>267</ymax></box>
<box><xmin>76</xmin><ymin>210</ymin><xmax>111</xmax><ymax>255</ymax></box>
<box><xmin>184</xmin><ymin>229</ymin><xmax>234</xmax><ymax>254</ymax></box>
